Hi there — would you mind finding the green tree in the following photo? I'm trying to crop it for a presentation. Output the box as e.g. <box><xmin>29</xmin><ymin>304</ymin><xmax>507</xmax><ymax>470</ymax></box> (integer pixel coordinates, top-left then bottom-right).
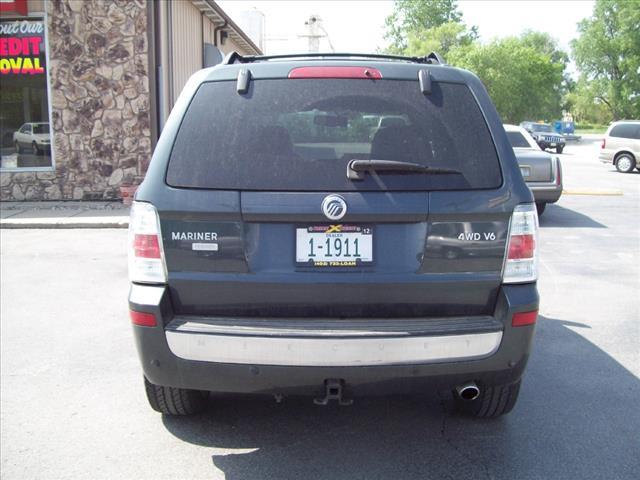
<box><xmin>404</xmin><ymin>21</ymin><xmax>476</xmax><ymax>59</ymax></box>
<box><xmin>520</xmin><ymin>30</ymin><xmax>570</xmax><ymax>68</ymax></box>
<box><xmin>384</xmin><ymin>0</ymin><xmax>473</xmax><ymax>53</ymax></box>
<box><xmin>383</xmin><ymin>0</ymin><xmax>569</xmax><ymax>123</ymax></box>
<box><xmin>571</xmin><ymin>0</ymin><xmax>640</xmax><ymax>120</ymax></box>
<box><xmin>565</xmin><ymin>78</ymin><xmax>614</xmax><ymax>125</ymax></box>
<box><xmin>449</xmin><ymin>37</ymin><xmax>566</xmax><ymax>123</ymax></box>
<box><xmin>520</xmin><ymin>30</ymin><xmax>573</xmax><ymax>115</ymax></box>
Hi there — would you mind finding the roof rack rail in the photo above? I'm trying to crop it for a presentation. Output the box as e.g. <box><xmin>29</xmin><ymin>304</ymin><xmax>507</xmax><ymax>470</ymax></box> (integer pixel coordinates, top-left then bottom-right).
<box><xmin>222</xmin><ymin>52</ymin><xmax>445</xmax><ymax>66</ymax></box>
<box><xmin>425</xmin><ymin>51</ymin><xmax>445</xmax><ymax>65</ymax></box>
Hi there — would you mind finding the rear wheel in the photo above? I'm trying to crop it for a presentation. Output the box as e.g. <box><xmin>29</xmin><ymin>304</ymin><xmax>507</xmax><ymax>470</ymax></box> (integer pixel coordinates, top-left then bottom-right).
<box><xmin>536</xmin><ymin>203</ymin><xmax>546</xmax><ymax>216</ymax></box>
<box><xmin>457</xmin><ymin>380</ymin><xmax>521</xmax><ymax>418</ymax></box>
<box><xmin>556</xmin><ymin>145</ymin><xmax>564</xmax><ymax>154</ymax></box>
<box><xmin>615</xmin><ymin>153</ymin><xmax>636</xmax><ymax>173</ymax></box>
<box><xmin>143</xmin><ymin>377</ymin><xmax>208</xmax><ymax>415</ymax></box>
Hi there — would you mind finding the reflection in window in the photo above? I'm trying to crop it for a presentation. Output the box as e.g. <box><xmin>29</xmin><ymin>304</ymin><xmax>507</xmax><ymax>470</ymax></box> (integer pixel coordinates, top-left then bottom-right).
<box><xmin>0</xmin><ymin>19</ymin><xmax>52</xmax><ymax>170</ymax></box>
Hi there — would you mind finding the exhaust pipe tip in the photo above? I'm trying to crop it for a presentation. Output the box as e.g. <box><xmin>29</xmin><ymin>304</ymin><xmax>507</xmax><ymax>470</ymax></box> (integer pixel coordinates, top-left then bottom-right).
<box><xmin>456</xmin><ymin>382</ymin><xmax>480</xmax><ymax>401</ymax></box>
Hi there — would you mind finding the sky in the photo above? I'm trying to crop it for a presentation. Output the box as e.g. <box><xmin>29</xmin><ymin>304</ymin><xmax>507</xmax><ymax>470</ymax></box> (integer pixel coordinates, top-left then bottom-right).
<box><xmin>218</xmin><ymin>0</ymin><xmax>595</xmax><ymax>71</ymax></box>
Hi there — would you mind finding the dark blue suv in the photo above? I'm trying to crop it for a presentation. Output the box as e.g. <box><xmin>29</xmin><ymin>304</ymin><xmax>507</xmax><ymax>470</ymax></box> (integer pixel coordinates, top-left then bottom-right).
<box><xmin>128</xmin><ymin>52</ymin><xmax>539</xmax><ymax>418</ymax></box>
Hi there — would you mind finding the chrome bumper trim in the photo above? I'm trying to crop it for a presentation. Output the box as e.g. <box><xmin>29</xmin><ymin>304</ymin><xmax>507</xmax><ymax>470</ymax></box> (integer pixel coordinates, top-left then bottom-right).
<box><xmin>165</xmin><ymin>330</ymin><xmax>503</xmax><ymax>367</ymax></box>
<box><xmin>527</xmin><ymin>182</ymin><xmax>561</xmax><ymax>190</ymax></box>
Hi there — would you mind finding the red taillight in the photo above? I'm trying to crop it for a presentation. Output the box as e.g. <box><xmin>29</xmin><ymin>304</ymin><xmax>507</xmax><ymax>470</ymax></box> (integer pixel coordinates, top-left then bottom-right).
<box><xmin>130</xmin><ymin>309</ymin><xmax>157</xmax><ymax>327</ymax></box>
<box><xmin>504</xmin><ymin>204</ymin><xmax>538</xmax><ymax>283</ymax></box>
<box><xmin>512</xmin><ymin>310</ymin><xmax>538</xmax><ymax>327</ymax></box>
<box><xmin>288</xmin><ymin>66</ymin><xmax>382</xmax><ymax>79</ymax></box>
<box><xmin>134</xmin><ymin>234</ymin><xmax>161</xmax><ymax>259</ymax></box>
<box><xmin>129</xmin><ymin>202</ymin><xmax>166</xmax><ymax>283</ymax></box>
<box><xmin>507</xmin><ymin>234</ymin><xmax>535</xmax><ymax>259</ymax></box>
<box><xmin>601</xmin><ymin>138</ymin><xmax>605</xmax><ymax>149</ymax></box>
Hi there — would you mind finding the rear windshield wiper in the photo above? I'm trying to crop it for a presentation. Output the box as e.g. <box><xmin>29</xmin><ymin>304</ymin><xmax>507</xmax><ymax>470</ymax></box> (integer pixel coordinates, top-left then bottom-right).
<box><xmin>347</xmin><ymin>159</ymin><xmax>462</xmax><ymax>180</ymax></box>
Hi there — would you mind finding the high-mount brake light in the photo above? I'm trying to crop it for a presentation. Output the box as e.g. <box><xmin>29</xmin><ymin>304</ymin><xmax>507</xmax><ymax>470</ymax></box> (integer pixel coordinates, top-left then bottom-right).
<box><xmin>128</xmin><ymin>202</ymin><xmax>167</xmax><ymax>284</ymax></box>
<box><xmin>503</xmin><ymin>204</ymin><xmax>538</xmax><ymax>283</ymax></box>
<box><xmin>288</xmin><ymin>66</ymin><xmax>383</xmax><ymax>79</ymax></box>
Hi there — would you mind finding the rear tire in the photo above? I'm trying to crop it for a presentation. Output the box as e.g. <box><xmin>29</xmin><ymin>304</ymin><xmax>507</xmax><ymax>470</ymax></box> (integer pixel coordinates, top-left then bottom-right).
<box><xmin>556</xmin><ymin>145</ymin><xmax>564</xmax><ymax>154</ymax></box>
<box><xmin>457</xmin><ymin>380</ymin><xmax>521</xmax><ymax>418</ymax></box>
<box><xmin>536</xmin><ymin>202</ymin><xmax>546</xmax><ymax>216</ymax></box>
<box><xmin>615</xmin><ymin>153</ymin><xmax>636</xmax><ymax>173</ymax></box>
<box><xmin>144</xmin><ymin>377</ymin><xmax>208</xmax><ymax>415</ymax></box>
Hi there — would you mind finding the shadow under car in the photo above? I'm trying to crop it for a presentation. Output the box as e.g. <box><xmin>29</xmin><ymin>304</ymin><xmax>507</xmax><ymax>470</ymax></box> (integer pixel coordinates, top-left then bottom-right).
<box><xmin>160</xmin><ymin>315</ymin><xmax>639</xmax><ymax>480</ymax></box>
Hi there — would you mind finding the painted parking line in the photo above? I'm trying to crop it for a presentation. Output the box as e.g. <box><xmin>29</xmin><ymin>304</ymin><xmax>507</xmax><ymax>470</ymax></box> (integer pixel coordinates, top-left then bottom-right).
<box><xmin>562</xmin><ymin>189</ymin><xmax>623</xmax><ymax>196</ymax></box>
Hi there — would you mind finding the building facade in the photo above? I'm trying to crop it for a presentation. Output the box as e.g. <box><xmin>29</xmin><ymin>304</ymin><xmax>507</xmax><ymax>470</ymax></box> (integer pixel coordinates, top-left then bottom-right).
<box><xmin>0</xmin><ymin>0</ymin><xmax>260</xmax><ymax>201</ymax></box>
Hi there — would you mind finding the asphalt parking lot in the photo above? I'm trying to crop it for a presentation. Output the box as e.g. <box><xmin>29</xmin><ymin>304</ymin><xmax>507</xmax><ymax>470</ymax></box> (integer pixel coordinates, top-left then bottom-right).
<box><xmin>1</xmin><ymin>137</ymin><xmax>638</xmax><ymax>479</ymax></box>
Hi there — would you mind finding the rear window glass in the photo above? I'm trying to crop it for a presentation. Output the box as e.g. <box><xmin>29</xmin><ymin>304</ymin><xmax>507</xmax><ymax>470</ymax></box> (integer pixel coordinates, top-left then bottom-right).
<box><xmin>530</xmin><ymin>124</ymin><xmax>553</xmax><ymax>133</ymax></box>
<box><xmin>507</xmin><ymin>131</ymin><xmax>531</xmax><ymax>148</ymax></box>
<box><xmin>167</xmin><ymin>79</ymin><xmax>502</xmax><ymax>191</ymax></box>
<box><xmin>610</xmin><ymin>124</ymin><xmax>639</xmax><ymax>139</ymax></box>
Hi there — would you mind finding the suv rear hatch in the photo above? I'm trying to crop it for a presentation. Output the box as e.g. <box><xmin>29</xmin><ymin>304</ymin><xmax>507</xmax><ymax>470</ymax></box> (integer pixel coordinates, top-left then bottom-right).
<box><xmin>159</xmin><ymin>71</ymin><xmax>511</xmax><ymax>318</ymax></box>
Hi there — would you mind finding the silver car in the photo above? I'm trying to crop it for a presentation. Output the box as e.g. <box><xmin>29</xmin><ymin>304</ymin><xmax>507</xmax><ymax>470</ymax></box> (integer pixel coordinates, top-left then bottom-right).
<box><xmin>598</xmin><ymin>121</ymin><xmax>640</xmax><ymax>173</ymax></box>
<box><xmin>13</xmin><ymin>122</ymin><xmax>51</xmax><ymax>155</ymax></box>
<box><xmin>505</xmin><ymin>124</ymin><xmax>563</xmax><ymax>216</ymax></box>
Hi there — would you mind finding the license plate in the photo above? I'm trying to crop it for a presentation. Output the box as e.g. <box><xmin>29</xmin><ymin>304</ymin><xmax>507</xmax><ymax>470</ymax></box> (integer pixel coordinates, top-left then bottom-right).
<box><xmin>520</xmin><ymin>166</ymin><xmax>531</xmax><ymax>178</ymax></box>
<box><xmin>296</xmin><ymin>225</ymin><xmax>373</xmax><ymax>267</ymax></box>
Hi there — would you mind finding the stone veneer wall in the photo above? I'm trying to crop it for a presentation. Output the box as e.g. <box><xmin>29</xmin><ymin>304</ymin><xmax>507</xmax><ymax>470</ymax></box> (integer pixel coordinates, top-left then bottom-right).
<box><xmin>0</xmin><ymin>0</ymin><xmax>152</xmax><ymax>201</ymax></box>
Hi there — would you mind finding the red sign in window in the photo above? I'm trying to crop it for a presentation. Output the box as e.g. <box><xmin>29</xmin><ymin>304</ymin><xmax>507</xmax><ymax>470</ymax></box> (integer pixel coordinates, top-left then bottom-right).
<box><xmin>0</xmin><ymin>0</ymin><xmax>28</xmax><ymax>16</ymax></box>
<box><xmin>0</xmin><ymin>20</ymin><xmax>46</xmax><ymax>76</ymax></box>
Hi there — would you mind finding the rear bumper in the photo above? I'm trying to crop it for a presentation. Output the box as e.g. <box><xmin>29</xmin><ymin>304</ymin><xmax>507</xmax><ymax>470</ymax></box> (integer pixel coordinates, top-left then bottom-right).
<box><xmin>527</xmin><ymin>181</ymin><xmax>562</xmax><ymax>204</ymax></box>
<box><xmin>129</xmin><ymin>284</ymin><xmax>538</xmax><ymax>396</ymax></box>
<box><xmin>165</xmin><ymin>320</ymin><xmax>503</xmax><ymax>367</ymax></box>
<box><xmin>599</xmin><ymin>151</ymin><xmax>613</xmax><ymax>164</ymax></box>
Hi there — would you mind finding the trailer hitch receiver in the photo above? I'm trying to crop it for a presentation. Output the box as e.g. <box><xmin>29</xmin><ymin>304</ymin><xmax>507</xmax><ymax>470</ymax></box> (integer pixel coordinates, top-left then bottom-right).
<box><xmin>314</xmin><ymin>379</ymin><xmax>353</xmax><ymax>406</ymax></box>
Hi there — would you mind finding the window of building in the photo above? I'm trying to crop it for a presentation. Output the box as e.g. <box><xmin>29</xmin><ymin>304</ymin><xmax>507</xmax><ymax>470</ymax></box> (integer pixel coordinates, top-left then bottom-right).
<box><xmin>0</xmin><ymin>18</ymin><xmax>53</xmax><ymax>171</ymax></box>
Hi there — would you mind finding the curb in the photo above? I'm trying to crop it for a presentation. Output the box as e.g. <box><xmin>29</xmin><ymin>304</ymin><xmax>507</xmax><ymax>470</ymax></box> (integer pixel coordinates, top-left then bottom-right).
<box><xmin>0</xmin><ymin>217</ymin><xmax>129</xmax><ymax>229</ymax></box>
<box><xmin>562</xmin><ymin>189</ymin><xmax>623</xmax><ymax>196</ymax></box>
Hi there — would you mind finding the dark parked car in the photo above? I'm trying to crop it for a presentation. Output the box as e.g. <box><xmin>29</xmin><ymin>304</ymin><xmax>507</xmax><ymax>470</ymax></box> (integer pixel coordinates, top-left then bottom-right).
<box><xmin>520</xmin><ymin>121</ymin><xmax>566</xmax><ymax>153</ymax></box>
<box><xmin>129</xmin><ymin>52</ymin><xmax>539</xmax><ymax>418</ymax></box>
<box><xmin>505</xmin><ymin>124</ymin><xmax>562</xmax><ymax>215</ymax></box>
